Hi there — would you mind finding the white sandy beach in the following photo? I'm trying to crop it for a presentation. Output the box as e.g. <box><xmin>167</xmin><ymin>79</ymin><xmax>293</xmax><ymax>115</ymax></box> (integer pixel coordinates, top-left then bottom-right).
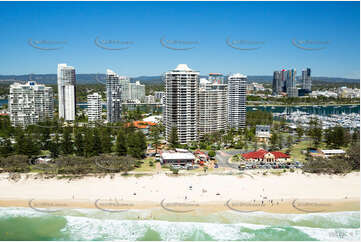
<box><xmin>0</xmin><ymin>171</ymin><xmax>359</xmax><ymax>213</ymax></box>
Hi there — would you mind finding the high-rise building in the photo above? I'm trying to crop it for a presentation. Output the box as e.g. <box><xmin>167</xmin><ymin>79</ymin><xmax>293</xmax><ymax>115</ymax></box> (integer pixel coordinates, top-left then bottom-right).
<box><xmin>164</xmin><ymin>64</ymin><xmax>199</xmax><ymax>144</ymax></box>
<box><xmin>272</xmin><ymin>71</ymin><xmax>281</xmax><ymax>95</ymax></box>
<box><xmin>118</xmin><ymin>76</ymin><xmax>130</xmax><ymax>102</ymax></box>
<box><xmin>280</xmin><ymin>69</ymin><xmax>287</xmax><ymax>92</ymax></box>
<box><xmin>106</xmin><ymin>69</ymin><xmax>122</xmax><ymax>123</ymax></box>
<box><xmin>302</xmin><ymin>68</ymin><xmax>312</xmax><ymax>91</ymax></box>
<box><xmin>57</xmin><ymin>64</ymin><xmax>76</xmax><ymax>121</ymax></box>
<box><xmin>87</xmin><ymin>93</ymin><xmax>102</xmax><ymax>122</ymax></box>
<box><xmin>9</xmin><ymin>81</ymin><xmax>53</xmax><ymax>126</ymax></box>
<box><xmin>286</xmin><ymin>69</ymin><xmax>298</xmax><ymax>97</ymax></box>
<box><xmin>154</xmin><ymin>91</ymin><xmax>165</xmax><ymax>102</ymax></box>
<box><xmin>209</xmin><ymin>73</ymin><xmax>224</xmax><ymax>84</ymax></box>
<box><xmin>198</xmin><ymin>78</ymin><xmax>228</xmax><ymax>137</ymax></box>
<box><xmin>227</xmin><ymin>73</ymin><xmax>247</xmax><ymax>130</ymax></box>
<box><xmin>127</xmin><ymin>81</ymin><xmax>145</xmax><ymax>102</ymax></box>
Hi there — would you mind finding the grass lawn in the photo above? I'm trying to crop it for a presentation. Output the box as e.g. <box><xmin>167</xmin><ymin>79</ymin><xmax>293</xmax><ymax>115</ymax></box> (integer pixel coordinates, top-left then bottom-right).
<box><xmin>289</xmin><ymin>140</ymin><xmax>312</xmax><ymax>162</ymax></box>
<box><xmin>133</xmin><ymin>157</ymin><xmax>157</xmax><ymax>172</ymax></box>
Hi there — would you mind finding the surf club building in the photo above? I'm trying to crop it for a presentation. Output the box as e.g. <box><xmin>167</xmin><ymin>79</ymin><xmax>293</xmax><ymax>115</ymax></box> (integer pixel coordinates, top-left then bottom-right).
<box><xmin>241</xmin><ymin>149</ymin><xmax>290</xmax><ymax>163</ymax></box>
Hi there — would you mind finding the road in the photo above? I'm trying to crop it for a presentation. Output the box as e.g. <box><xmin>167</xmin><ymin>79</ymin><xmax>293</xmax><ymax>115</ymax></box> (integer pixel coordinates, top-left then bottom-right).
<box><xmin>215</xmin><ymin>150</ymin><xmax>239</xmax><ymax>169</ymax></box>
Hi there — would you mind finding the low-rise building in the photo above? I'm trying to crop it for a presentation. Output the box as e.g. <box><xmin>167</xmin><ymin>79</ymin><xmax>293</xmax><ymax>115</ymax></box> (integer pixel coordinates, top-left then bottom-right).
<box><xmin>255</xmin><ymin>125</ymin><xmax>271</xmax><ymax>144</ymax></box>
<box><xmin>241</xmin><ymin>149</ymin><xmax>290</xmax><ymax>163</ymax></box>
<box><xmin>320</xmin><ymin>149</ymin><xmax>346</xmax><ymax>158</ymax></box>
<box><xmin>126</xmin><ymin>120</ymin><xmax>156</xmax><ymax>134</ymax></box>
<box><xmin>160</xmin><ymin>151</ymin><xmax>195</xmax><ymax>165</ymax></box>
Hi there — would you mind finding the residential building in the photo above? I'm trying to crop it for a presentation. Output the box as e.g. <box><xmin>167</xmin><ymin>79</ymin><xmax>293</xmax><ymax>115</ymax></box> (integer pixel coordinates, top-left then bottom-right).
<box><xmin>154</xmin><ymin>91</ymin><xmax>165</xmax><ymax>102</ymax></box>
<box><xmin>272</xmin><ymin>71</ymin><xmax>282</xmax><ymax>95</ymax></box>
<box><xmin>57</xmin><ymin>63</ymin><xmax>76</xmax><ymax>121</ymax></box>
<box><xmin>255</xmin><ymin>125</ymin><xmax>271</xmax><ymax>144</ymax></box>
<box><xmin>145</xmin><ymin>95</ymin><xmax>155</xmax><ymax>104</ymax></box>
<box><xmin>164</xmin><ymin>64</ymin><xmax>199</xmax><ymax>144</ymax></box>
<box><xmin>301</xmin><ymin>68</ymin><xmax>312</xmax><ymax>91</ymax></box>
<box><xmin>286</xmin><ymin>69</ymin><xmax>298</xmax><ymax>97</ymax></box>
<box><xmin>198</xmin><ymin>78</ymin><xmax>228</xmax><ymax>138</ymax></box>
<box><xmin>87</xmin><ymin>92</ymin><xmax>102</xmax><ymax>122</ymax></box>
<box><xmin>227</xmin><ymin>73</ymin><xmax>247</xmax><ymax>130</ymax></box>
<box><xmin>127</xmin><ymin>81</ymin><xmax>145</xmax><ymax>102</ymax></box>
<box><xmin>208</xmin><ymin>73</ymin><xmax>224</xmax><ymax>84</ymax></box>
<box><xmin>106</xmin><ymin>69</ymin><xmax>122</xmax><ymax>123</ymax></box>
<box><xmin>9</xmin><ymin>81</ymin><xmax>53</xmax><ymax>126</ymax></box>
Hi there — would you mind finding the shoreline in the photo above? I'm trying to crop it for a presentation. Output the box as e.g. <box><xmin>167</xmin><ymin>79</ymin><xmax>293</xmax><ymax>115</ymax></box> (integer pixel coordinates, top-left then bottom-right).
<box><xmin>0</xmin><ymin>172</ymin><xmax>359</xmax><ymax>215</ymax></box>
<box><xmin>0</xmin><ymin>198</ymin><xmax>359</xmax><ymax>214</ymax></box>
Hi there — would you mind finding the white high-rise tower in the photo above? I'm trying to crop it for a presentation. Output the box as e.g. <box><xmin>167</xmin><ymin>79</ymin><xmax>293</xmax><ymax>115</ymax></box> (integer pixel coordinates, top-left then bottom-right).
<box><xmin>164</xmin><ymin>64</ymin><xmax>199</xmax><ymax>144</ymax></box>
<box><xmin>57</xmin><ymin>64</ymin><xmax>76</xmax><ymax>121</ymax></box>
<box><xmin>227</xmin><ymin>73</ymin><xmax>247</xmax><ymax>130</ymax></box>
<box><xmin>9</xmin><ymin>81</ymin><xmax>53</xmax><ymax>126</ymax></box>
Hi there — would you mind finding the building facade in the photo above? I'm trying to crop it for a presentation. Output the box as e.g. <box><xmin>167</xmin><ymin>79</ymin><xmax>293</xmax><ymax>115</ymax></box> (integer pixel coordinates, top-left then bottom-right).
<box><xmin>57</xmin><ymin>63</ymin><xmax>76</xmax><ymax>121</ymax></box>
<box><xmin>127</xmin><ymin>81</ymin><xmax>145</xmax><ymax>102</ymax></box>
<box><xmin>286</xmin><ymin>69</ymin><xmax>298</xmax><ymax>97</ymax></box>
<box><xmin>9</xmin><ymin>81</ymin><xmax>53</xmax><ymax>126</ymax></box>
<box><xmin>301</xmin><ymin>68</ymin><xmax>312</xmax><ymax>91</ymax></box>
<box><xmin>227</xmin><ymin>73</ymin><xmax>247</xmax><ymax>130</ymax></box>
<box><xmin>272</xmin><ymin>71</ymin><xmax>282</xmax><ymax>95</ymax></box>
<box><xmin>106</xmin><ymin>69</ymin><xmax>122</xmax><ymax>123</ymax></box>
<box><xmin>87</xmin><ymin>92</ymin><xmax>102</xmax><ymax>122</ymax></box>
<box><xmin>198</xmin><ymin>78</ymin><xmax>228</xmax><ymax>138</ymax></box>
<box><xmin>164</xmin><ymin>64</ymin><xmax>199</xmax><ymax>144</ymax></box>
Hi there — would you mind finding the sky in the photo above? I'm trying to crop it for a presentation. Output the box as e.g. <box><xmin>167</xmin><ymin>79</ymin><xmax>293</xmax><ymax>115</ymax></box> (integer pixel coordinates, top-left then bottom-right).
<box><xmin>0</xmin><ymin>1</ymin><xmax>359</xmax><ymax>78</ymax></box>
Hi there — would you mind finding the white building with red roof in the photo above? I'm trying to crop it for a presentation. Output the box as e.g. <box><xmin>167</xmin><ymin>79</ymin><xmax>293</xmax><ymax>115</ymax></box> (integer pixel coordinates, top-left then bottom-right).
<box><xmin>241</xmin><ymin>149</ymin><xmax>290</xmax><ymax>163</ymax></box>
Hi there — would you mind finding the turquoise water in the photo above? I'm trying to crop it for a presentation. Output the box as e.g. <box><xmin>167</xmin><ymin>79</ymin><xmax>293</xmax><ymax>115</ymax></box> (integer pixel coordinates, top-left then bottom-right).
<box><xmin>0</xmin><ymin>207</ymin><xmax>359</xmax><ymax>241</ymax></box>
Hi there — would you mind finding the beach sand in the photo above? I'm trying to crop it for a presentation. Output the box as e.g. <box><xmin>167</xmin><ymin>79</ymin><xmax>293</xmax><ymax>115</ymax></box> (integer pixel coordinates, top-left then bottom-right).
<box><xmin>0</xmin><ymin>171</ymin><xmax>359</xmax><ymax>214</ymax></box>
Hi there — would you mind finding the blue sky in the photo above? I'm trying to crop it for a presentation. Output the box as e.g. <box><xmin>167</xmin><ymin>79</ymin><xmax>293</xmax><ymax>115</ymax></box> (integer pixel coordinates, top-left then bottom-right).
<box><xmin>0</xmin><ymin>1</ymin><xmax>359</xmax><ymax>78</ymax></box>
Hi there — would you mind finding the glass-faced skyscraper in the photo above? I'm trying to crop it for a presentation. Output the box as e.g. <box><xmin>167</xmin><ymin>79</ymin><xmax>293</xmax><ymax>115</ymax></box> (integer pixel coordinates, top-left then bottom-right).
<box><xmin>302</xmin><ymin>68</ymin><xmax>312</xmax><ymax>92</ymax></box>
<box><xmin>227</xmin><ymin>73</ymin><xmax>247</xmax><ymax>130</ymax></box>
<box><xmin>57</xmin><ymin>64</ymin><xmax>76</xmax><ymax>121</ymax></box>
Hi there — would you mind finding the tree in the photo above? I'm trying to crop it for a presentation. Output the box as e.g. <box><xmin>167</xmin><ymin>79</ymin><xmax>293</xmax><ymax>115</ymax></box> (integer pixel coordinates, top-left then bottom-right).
<box><xmin>0</xmin><ymin>138</ymin><xmax>13</xmax><ymax>157</ymax></box>
<box><xmin>74</xmin><ymin>130</ymin><xmax>84</xmax><ymax>156</ymax></box>
<box><xmin>270</xmin><ymin>132</ymin><xmax>278</xmax><ymax>150</ymax></box>
<box><xmin>278</xmin><ymin>134</ymin><xmax>284</xmax><ymax>150</ymax></box>
<box><xmin>116</xmin><ymin>129</ymin><xmax>127</xmax><ymax>156</ymax></box>
<box><xmin>92</xmin><ymin>129</ymin><xmax>102</xmax><ymax>156</ymax></box>
<box><xmin>49</xmin><ymin>132</ymin><xmax>60</xmax><ymax>158</ymax></box>
<box><xmin>100</xmin><ymin>127</ymin><xmax>113</xmax><ymax>153</ymax></box>
<box><xmin>61</xmin><ymin>127</ymin><xmax>73</xmax><ymax>155</ymax></box>
<box><xmin>127</xmin><ymin>131</ymin><xmax>146</xmax><ymax>158</ymax></box>
<box><xmin>347</xmin><ymin>141</ymin><xmax>360</xmax><ymax>170</ymax></box>
<box><xmin>296</xmin><ymin>127</ymin><xmax>304</xmax><ymax>141</ymax></box>
<box><xmin>287</xmin><ymin>135</ymin><xmax>293</xmax><ymax>148</ymax></box>
<box><xmin>208</xmin><ymin>150</ymin><xmax>216</xmax><ymax>158</ymax></box>
<box><xmin>325</xmin><ymin>126</ymin><xmax>346</xmax><ymax>148</ymax></box>
<box><xmin>149</xmin><ymin>126</ymin><xmax>161</xmax><ymax>153</ymax></box>
<box><xmin>168</xmin><ymin>126</ymin><xmax>179</xmax><ymax>148</ymax></box>
<box><xmin>308</xmin><ymin>118</ymin><xmax>322</xmax><ymax>147</ymax></box>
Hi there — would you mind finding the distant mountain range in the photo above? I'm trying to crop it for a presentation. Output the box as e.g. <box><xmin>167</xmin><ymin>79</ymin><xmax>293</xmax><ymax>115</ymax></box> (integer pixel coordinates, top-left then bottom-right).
<box><xmin>0</xmin><ymin>74</ymin><xmax>359</xmax><ymax>85</ymax></box>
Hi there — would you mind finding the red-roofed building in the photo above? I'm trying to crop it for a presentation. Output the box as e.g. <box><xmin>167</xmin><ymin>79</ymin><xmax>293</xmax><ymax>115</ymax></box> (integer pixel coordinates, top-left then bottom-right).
<box><xmin>241</xmin><ymin>149</ymin><xmax>290</xmax><ymax>163</ymax></box>
<box><xmin>126</xmin><ymin>121</ymin><xmax>156</xmax><ymax>134</ymax></box>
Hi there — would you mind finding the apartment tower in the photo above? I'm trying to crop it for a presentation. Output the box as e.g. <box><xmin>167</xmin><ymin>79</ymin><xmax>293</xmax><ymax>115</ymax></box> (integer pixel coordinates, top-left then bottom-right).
<box><xmin>106</xmin><ymin>69</ymin><xmax>122</xmax><ymax>123</ymax></box>
<box><xmin>227</xmin><ymin>73</ymin><xmax>247</xmax><ymax>130</ymax></box>
<box><xmin>164</xmin><ymin>64</ymin><xmax>199</xmax><ymax>144</ymax></box>
<box><xmin>57</xmin><ymin>64</ymin><xmax>76</xmax><ymax>121</ymax></box>
<box><xmin>9</xmin><ymin>81</ymin><xmax>53</xmax><ymax>126</ymax></box>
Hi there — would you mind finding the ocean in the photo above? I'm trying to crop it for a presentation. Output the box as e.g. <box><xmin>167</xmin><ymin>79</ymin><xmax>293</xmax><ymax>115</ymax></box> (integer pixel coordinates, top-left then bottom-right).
<box><xmin>0</xmin><ymin>207</ymin><xmax>359</xmax><ymax>241</ymax></box>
